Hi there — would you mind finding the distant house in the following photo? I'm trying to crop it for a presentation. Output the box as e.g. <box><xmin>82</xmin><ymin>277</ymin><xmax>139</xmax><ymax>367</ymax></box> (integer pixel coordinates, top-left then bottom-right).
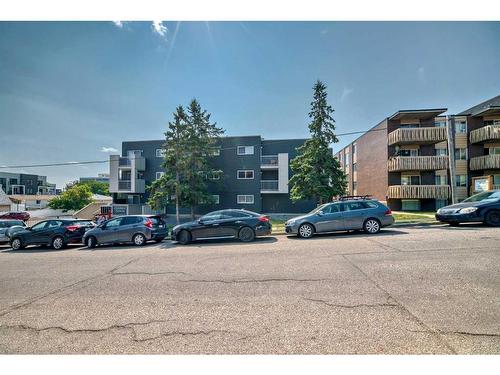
<box><xmin>0</xmin><ymin>187</ymin><xmax>12</xmax><ymax>212</ymax></box>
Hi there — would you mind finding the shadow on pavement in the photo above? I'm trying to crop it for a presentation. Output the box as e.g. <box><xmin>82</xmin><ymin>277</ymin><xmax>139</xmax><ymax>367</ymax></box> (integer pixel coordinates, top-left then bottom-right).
<box><xmin>0</xmin><ymin>244</ymin><xmax>82</xmax><ymax>253</ymax></box>
<box><xmin>164</xmin><ymin>236</ymin><xmax>278</xmax><ymax>248</ymax></box>
<box><xmin>286</xmin><ymin>228</ymin><xmax>408</xmax><ymax>240</ymax></box>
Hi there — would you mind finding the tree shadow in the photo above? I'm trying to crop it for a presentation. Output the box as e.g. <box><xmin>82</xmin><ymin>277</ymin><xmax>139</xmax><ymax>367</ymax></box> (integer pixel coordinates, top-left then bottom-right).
<box><xmin>0</xmin><ymin>244</ymin><xmax>82</xmax><ymax>253</ymax></box>
<box><xmin>164</xmin><ymin>236</ymin><xmax>278</xmax><ymax>248</ymax></box>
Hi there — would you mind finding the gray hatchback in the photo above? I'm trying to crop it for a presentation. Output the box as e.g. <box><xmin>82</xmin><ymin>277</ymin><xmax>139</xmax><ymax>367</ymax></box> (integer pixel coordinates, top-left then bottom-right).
<box><xmin>83</xmin><ymin>215</ymin><xmax>168</xmax><ymax>248</ymax></box>
<box><xmin>285</xmin><ymin>198</ymin><xmax>394</xmax><ymax>238</ymax></box>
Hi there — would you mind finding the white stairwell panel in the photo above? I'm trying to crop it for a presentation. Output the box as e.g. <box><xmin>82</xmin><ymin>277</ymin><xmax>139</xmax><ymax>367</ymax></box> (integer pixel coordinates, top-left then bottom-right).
<box><xmin>278</xmin><ymin>153</ymin><xmax>289</xmax><ymax>193</ymax></box>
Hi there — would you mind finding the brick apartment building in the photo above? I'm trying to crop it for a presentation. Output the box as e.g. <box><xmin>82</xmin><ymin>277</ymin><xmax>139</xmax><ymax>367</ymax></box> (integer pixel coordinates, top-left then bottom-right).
<box><xmin>335</xmin><ymin>95</ymin><xmax>500</xmax><ymax>211</ymax></box>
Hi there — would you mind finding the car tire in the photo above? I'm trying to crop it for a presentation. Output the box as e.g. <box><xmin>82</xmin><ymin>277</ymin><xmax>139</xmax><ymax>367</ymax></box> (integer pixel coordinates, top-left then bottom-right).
<box><xmin>363</xmin><ymin>218</ymin><xmax>381</xmax><ymax>234</ymax></box>
<box><xmin>298</xmin><ymin>223</ymin><xmax>314</xmax><ymax>239</ymax></box>
<box><xmin>86</xmin><ymin>236</ymin><xmax>97</xmax><ymax>248</ymax></box>
<box><xmin>484</xmin><ymin>210</ymin><xmax>500</xmax><ymax>227</ymax></box>
<box><xmin>51</xmin><ymin>236</ymin><xmax>65</xmax><ymax>250</ymax></box>
<box><xmin>132</xmin><ymin>233</ymin><xmax>147</xmax><ymax>246</ymax></box>
<box><xmin>10</xmin><ymin>238</ymin><xmax>25</xmax><ymax>250</ymax></box>
<box><xmin>238</xmin><ymin>227</ymin><xmax>255</xmax><ymax>242</ymax></box>
<box><xmin>177</xmin><ymin>230</ymin><xmax>191</xmax><ymax>245</ymax></box>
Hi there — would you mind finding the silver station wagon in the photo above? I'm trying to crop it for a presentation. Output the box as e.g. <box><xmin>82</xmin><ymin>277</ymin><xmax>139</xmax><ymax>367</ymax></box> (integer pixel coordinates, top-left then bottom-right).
<box><xmin>285</xmin><ymin>196</ymin><xmax>394</xmax><ymax>238</ymax></box>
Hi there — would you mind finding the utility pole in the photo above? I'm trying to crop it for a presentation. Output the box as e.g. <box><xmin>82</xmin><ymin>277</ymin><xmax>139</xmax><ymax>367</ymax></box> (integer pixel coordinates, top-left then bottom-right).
<box><xmin>447</xmin><ymin>116</ymin><xmax>456</xmax><ymax>204</ymax></box>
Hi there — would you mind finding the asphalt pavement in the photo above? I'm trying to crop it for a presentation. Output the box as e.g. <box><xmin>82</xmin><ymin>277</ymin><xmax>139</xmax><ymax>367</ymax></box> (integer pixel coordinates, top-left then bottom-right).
<box><xmin>0</xmin><ymin>224</ymin><xmax>498</xmax><ymax>354</ymax></box>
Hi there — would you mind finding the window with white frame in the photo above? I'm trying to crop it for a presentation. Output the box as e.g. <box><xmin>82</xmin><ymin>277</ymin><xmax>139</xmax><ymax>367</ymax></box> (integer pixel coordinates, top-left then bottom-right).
<box><xmin>400</xmin><ymin>148</ymin><xmax>419</xmax><ymax>157</ymax></box>
<box><xmin>208</xmin><ymin>148</ymin><xmax>221</xmax><ymax>156</ymax></box>
<box><xmin>434</xmin><ymin>120</ymin><xmax>447</xmax><ymax>128</ymax></box>
<box><xmin>454</xmin><ymin>148</ymin><xmax>467</xmax><ymax>160</ymax></box>
<box><xmin>155</xmin><ymin>149</ymin><xmax>166</xmax><ymax>158</ymax></box>
<box><xmin>435</xmin><ymin>174</ymin><xmax>448</xmax><ymax>185</ymax></box>
<box><xmin>212</xmin><ymin>195</ymin><xmax>220</xmax><ymax>204</ymax></box>
<box><xmin>352</xmin><ymin>143</ymin><xmax>356</xmax><ymax>155</ymax></box>
<box><xmin>208</xmin><ymin>171</ymin><xmax>221</xmax><ymax>180</ymax></box>
<box><xmin>237</xmin><ymin>195</ymin><xmax>254</xmax><ymax>204</ymax></box>
<box><xmin>455</xmin><ymin>175</ymin><xmax>467</xmax><ymax>187</ymax></box>
<box><xmin>489</xmin><ymin>146</ymin><xmax>500</xmax><ymax>155</ymax></box>
<box><xmin>237</xmin><ymin>146</ymin><xmax>254</xmax><ymax>155</ymax></box>
<box><xmin>435</xmin><ymin>148</ymin><xmax>448</xmax><ymax>156</ymax></box>
<box><xmin>237</xmin><ymin>170</ymin><xmax>254</xmax><ymax>179</ymax></box>
<box><xmin>401</xmin><ymin>175</ymin><xmax>421</xmax><ymax>185</ymax></box>
<box><xmin>155</xmin><ymin>172</ymin><xmax>165</xmax><ymax>180</ymax></box>
<box><xmin>455</xmin><ymin>121</ymin><xmax>467</xmax><ymax>134</ymax></box>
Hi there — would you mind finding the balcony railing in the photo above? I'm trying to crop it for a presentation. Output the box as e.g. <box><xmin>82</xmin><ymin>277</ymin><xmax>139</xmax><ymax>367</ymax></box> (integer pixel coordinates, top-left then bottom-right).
<box><xmin>261</xmin><ymin>180</ymin><xmax>279</xmax><ymax>191</ymax></box>
<box><xmin>118</xmin><ymin>180</ymin><xmax>131</xmax><ymax>190</ymax></box>
<box><xmin>387</xmin><ymin>185</ymin><xmax>451</xmax><ymax>199</ymax></box>
<box><xmin>469</xmin><ymin>155</ymin><xmax>500</xmax><ymax>171</ymax></box>
<box><xmin>261</xmin><ymin>155</ymin><xmax>279</xmax><ymax>167</ymax></box>
<box><xmin>118</xmin><ymin>157</ymin><xmax>131</xmax><ymax>167</ymax></box>
<box><xmin>387</xmin><ymin>156</ymin><xmax>449</xmax><ymax>172</ymax></box>
<box><xmin>470</xmin><ymin>125</ymin><xmax>500</xmax><ymax>144</ymax></box>
<box><xmin>388</xmin><ymin>127</ymin><xmax>447</xmax><ymax>146</ymax></box>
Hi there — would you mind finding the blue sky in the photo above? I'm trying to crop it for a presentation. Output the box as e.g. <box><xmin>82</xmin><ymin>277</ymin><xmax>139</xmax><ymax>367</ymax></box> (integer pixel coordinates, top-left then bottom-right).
<box><xmin>1</xmin><ymin>21</ymin><xmax>499</xmax><ymax>188</ymax></box>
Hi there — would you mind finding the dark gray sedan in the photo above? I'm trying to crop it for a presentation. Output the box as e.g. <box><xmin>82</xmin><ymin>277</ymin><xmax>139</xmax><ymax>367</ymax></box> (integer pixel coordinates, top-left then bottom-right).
<box><xmin>285</xmin><ymin>198</ymin><xmax>394</xmax><ymax>238</ymax></box>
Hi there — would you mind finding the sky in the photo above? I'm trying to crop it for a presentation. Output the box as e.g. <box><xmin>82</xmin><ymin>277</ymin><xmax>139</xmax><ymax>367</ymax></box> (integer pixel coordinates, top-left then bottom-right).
<box><xmin>1</xmin><ymin>21</ymin><xmax>499</xmax><ymax>188</ymax></box>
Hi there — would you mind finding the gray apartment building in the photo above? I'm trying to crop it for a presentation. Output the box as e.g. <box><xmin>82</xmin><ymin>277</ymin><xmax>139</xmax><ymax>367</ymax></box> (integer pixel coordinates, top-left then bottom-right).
<box><xmin>108</xmin><ymin>136</ymin><xmax>317</xmax><ymax>216</ymax></box>
<box><xmin>0</xmin><ymin>171</ymin><xmax>56</xmax><ymax>195</ymax></box>
<box><xmin>335</xmin><ymin>95</ymin><xmax>500</xmax><ymax>211</ymax></box>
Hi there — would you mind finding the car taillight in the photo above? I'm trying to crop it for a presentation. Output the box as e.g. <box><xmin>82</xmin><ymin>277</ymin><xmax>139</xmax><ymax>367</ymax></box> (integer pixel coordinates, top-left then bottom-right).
<box><xmin>258</xmin><ymin>216</ymin><xmax>270</xmax><ymax>222</ymax></box>
<box><xmin>65</xmin><ymin>225</ymin><xmax>79</xmax><ymax>232</ymax></box>
<box><xmin>384</xmin><ymin>209</ymin><xmax>392</xmax><ymax>216</ymax></box>
<box><xmin>145</xmin><ymin>219</ymin><xmax>153</xmax><ymax>228</ymax></box>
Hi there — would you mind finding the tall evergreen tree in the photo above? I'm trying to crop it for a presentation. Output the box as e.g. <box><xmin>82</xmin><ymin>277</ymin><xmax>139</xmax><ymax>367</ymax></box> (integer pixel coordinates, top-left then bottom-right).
<box><xmin>289</xmin><ymin>81</ymin><xmax>347</xmax><ymax>204</ymax></box>
<box><xmin>148</xmin><ymin>106</ymin><xmax>190</xmax><ymax>224</ymax></box>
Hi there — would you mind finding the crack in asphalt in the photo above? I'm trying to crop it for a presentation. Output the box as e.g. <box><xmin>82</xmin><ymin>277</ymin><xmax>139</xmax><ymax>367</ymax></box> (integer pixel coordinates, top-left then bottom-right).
<box><xmin>303</xmin><ymin>297</ymin><xmax>399</xmax><ymax>309</ymax></box>
<box><xmin>363</xmin><ymin>238</ymin><xmax>402</xmax><ymax>252</ymax></box>
<box><xmin>112</xmin><ymin>271</ymin><xmax>191</xmax><ymax>276</ymax></box>
<box><xmin>341</xmin><ymin>254</ymin><xmax>458</xmax><ymax>354</ymax></box>
<box><xmin>178</xmin><ymin>278</ymin><xmax>334</xmax><ymax>284</ymax></box>
<box><xmin>408</xmin><ymin>329</ymin><xmax>500</xmax><ymax>338</ymax></box>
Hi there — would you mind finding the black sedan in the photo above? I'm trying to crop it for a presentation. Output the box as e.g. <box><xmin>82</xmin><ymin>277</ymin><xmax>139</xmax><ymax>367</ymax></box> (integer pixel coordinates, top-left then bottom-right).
<box><xmin>171</xmin><ymin>209</ymin><xmax>272</xmax><ymax>245</ymax></box>
<box><xmin>9</xmin><ymin>219</ymin><xmax>95</xmax><ymax>250</ymax></box>
<box><xmin>435</xmin><ymin>190</ymin><xmax>500</xmax><ymax>226</ymax></box>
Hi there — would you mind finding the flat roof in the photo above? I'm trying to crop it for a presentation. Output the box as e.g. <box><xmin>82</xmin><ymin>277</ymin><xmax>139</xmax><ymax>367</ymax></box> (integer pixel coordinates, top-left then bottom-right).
<box><xmin>388</xmin><ymin>108</ymin><xmax>447</xmax><ymax>121</ymax></box>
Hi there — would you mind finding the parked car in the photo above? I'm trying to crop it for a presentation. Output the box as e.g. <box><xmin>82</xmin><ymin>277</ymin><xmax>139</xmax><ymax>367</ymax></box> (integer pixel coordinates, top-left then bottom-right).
<box><xmin>285</xmin><ymin>197</ymin><xmax>394</xmax><ymax>238</ymax></box>
<box><xmin>0</xmin><ymin>219</ymin><xmax>26</xmax><ymax>244</ymax></box>
<box><xmin>9</xmin><ymin>219</ymin><xmax>96</xmax><ymax>250</ymax></box>
<box><xmin>435</xmin><ymin>190</ymin><xmax>500</xmax><ymax>226</ymax></box>
<box><xmin>0</xmin><ymin>211</ymin><xmax>30</xmax><ymax>221</ymax></box>
<box><xmin>171</xmin><ymin>209</ymin><xmax>272</xmax><ymax>245</ymax></box>
<box><xmin>83</xmin><ymin>215</ymin><xmax>168</xmax><ymax>248</ymax></box>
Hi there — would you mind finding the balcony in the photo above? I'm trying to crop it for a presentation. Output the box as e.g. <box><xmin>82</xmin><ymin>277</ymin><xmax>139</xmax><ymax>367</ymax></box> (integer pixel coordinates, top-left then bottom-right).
<box><xmin>118</xmin><ymin>180</ymin><xmax>131</xmax><ymax>190</ymax></box>
<box><xmin>387</xmin><ymin>185</ymin><xmax>451</xmax><ymax>199</ymax></box>
<box><xmin>117</xmin><ymin>179</ymin><xmax>145</xmax><ymax>193</ymax></box>
<box><xmin>261</xmin><ymin>155</ymin><xmax>279</xmax><ymax>168</ymax></box>
<box><xmin>118</xmin><ymin>157</ymin><xmax>131</xmax><ymax>167</ymax></box>
<box><xmin>469</xmin><ymin>155</ymin><xmax>500</xmax><ymax>171</ymax></box>
<box><xmin>387</xmin><ymin>156</ymin><xmax>449</xmax><ymax>172</ymax></box>
<box><xmin>261</xmin><ymin>180</ymin><xmax>279</xmax><ymax>192</ymax></box>
<box><xmin>388</xmin><ymin>127</ymin><xmax>447</xmax><ymax>146</ymax></box>
<box><xmin>469</xmin><ymin>125</ymin><xmax>500</xmax><ymax>144</ymax></box>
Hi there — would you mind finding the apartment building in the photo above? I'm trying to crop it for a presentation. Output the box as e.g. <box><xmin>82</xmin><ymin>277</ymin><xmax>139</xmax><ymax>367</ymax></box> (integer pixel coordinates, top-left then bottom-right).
<box><xmin>335</xmin><ymin>95</ymin><xmax>500</xmax><ymax>211</ymax></box>
<box><xmin>108</xmin><ymin>136</ymin><xmax>317</xmax><ymax>216</ymax></box>
<box><xmin>0</xmin><ymin>172</ymin><xmax>56</xmax><ymax>196</ymax></box>
<box><xmin>79</xmin><ymin>173</ymin><xmax>110</xmax><ymax>185</ymax></box>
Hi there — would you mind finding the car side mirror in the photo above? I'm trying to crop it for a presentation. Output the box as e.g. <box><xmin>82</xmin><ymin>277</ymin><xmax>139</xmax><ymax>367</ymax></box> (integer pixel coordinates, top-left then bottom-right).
<box><xmin>198</xmin><ymin>219</ymin><xmax>204</xmax><ymax>224</ymax></box>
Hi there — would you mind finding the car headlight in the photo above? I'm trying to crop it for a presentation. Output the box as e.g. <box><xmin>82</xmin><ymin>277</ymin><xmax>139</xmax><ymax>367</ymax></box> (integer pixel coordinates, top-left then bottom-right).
<box><xmin>459</xmin><ymin>207</ymin><xmax>478</xmax><ymax>214</ymax></box>
<box><xmin>286</xmin><ymin>220</ymin><xmax>295</xmax><ymax>226</ymax></box>
<box><xmin>436</xmin><ymin>208</ymin><xmax>443</xmax><ymax>214</ymax></box>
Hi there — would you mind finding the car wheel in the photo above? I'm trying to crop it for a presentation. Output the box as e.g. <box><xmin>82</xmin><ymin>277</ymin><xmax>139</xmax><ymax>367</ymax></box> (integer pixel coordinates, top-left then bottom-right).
<box><xmin>177</xmin><ymin>230</ymin><xmax>191</xmax><ymax>245</ymax></box>
<box><xmin>484</xmin><ymin>210</ymin><xmax>500</xmax><ymax>226</ymax></box>
<box><xmin>238</xmin><ymin>227</ymin><xmax>255</xmax><ymax>242</ymax></box>
<box><xmin>51</xmin><ymin>236</ymin><xmax>65</xmax><ymax>250</ymax></box>
<box><xmin>364</xmin><ymin>218</ymin><xmax>381</xmax><ymax>234</ymax></box>
<box><xmin>10</xmin><ymin>238</ymin><xmax>25</xmax><ymax>250</ymax></box>
<box><xmin>298</xmin><ymin>223</ymin><xmax>314</xmax><ymax>239</ymax></box>
<box><xmin>86</xmin><ymin>236</ymin><xmax>97</xmax><ymax>248</ymax></box>
<box><xmin>132</xmin><ymin>233</ymin><xmax>146</xmax><ymax>246</ymax></box>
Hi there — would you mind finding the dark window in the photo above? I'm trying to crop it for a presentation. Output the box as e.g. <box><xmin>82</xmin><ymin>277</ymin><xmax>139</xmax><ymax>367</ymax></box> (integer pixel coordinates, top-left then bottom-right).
<box><xmin>121</xmin><ymin>216</ymin><xmax>141</xmax><ymax>225</ymax></box>
<box><xmin>345</xmin><ymin>202</ymin><xmax>366</xmax><ymax>211</ymax></box>
<box><xmin>105</xmin><ymin>218</ymin><xmax>122</xmax><ymax>228</ymax></box>
<box><xmin>363</xmin><ymin>201</ymin><xmax>379</xmax><ymax>209</ymax></box>
<box><xmin>31</xmin><ymin>221</ymin><xmax>48</xmax><ymax>231</ymax></box>
<box><xmin>224</xmin><ymin>210</ymin><xmax>252</xmax><ymax>218</ymax></box>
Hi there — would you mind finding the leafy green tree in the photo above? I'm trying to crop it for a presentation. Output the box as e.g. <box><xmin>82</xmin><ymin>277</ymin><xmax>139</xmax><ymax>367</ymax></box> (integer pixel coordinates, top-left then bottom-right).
<box><xmin>148</xmin><ymin>106</ymin><xmax>191</xmax><ymax>224</ymax></box>
<box><xmin>289</xmin><ymin>80</ymin><xmax>347</xmax><ymax>204</ymax></box>
<box><xmin>184</xmin><ymin>99</ymin><xmax>225</xmax><ymax>219</ymax></box>
<box><xmin>48</xmin><ymin>184</ymin><xmax>93</xmax><ymax>211</ymax></box>
<box><xmin>76</xmin><ymin>180</ymin><xmax>110</xmax><ymax>196</ymax></box>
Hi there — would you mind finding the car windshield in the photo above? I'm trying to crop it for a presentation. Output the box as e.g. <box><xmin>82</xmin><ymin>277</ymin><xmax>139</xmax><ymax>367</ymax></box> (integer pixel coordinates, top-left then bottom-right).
<box><xmin>463</xmin><ymin>191</ymin><xmax>500</xmax><ymax>202</ymax></box>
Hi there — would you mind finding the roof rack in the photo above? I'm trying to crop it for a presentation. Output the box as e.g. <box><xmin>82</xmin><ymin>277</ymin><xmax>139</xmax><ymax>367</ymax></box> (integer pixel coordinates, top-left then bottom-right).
<box><xmin>337</xmin><ymin>195</ymin><xmax>372</xmax><ymax>201</ymax></box>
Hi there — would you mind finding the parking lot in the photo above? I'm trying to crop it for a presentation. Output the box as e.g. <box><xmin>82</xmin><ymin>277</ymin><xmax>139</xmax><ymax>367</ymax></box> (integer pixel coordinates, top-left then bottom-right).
<box><xmin>0</xmin><ymin>224</ymin><xmax>498</xmax><ymax>354</ymax></box>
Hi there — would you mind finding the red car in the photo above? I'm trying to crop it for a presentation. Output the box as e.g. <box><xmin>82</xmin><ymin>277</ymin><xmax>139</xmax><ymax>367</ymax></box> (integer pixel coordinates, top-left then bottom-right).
<box><xmin>0</xmin><ymin>211</ymin><xmax>30</xmax><ymax>221</ymax></box>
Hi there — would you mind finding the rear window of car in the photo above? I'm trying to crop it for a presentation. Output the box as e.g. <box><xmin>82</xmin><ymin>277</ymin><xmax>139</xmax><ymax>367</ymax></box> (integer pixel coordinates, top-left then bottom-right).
<box><xmin>121</xmin><ymin>216</ymin><xmax>142</xmax><ymax>225</ymax></box>
<box><xmin>148</xmin><ymin>217</ymin><xmax>165</xmax><ymax>225</ymax></box>
<box><xmin>223</xmin><ymin>211</ymin><xmax>253</xmax><ymax>218</ymax></box>
<box><xmin>345</xmin><ymin>202</ymin><xmax>366</xmax><ymax>211</ymax></box>
<box><xmin>363</xmin><ymin>201</ymin><xmax>379</xmax><ymax>209</ymax></box>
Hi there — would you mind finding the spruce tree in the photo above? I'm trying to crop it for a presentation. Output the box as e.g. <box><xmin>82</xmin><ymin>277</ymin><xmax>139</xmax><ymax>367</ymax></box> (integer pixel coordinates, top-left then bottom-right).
<box><xmin>289</xmin><ymin>81</ymin><xmax>347</xmax><ymax>204</ymax></box>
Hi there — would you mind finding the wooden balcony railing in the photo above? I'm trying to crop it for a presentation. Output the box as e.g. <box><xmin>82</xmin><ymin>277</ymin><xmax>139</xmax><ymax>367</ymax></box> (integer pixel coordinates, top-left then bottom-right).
<box><xmin>469</xmin><ymin>155</ymin><xmax>500</xmax><ymax>171</ymax></box>
<box><xmin>387</xmin><ymin>156</ymin><xmax>448</xmax><ymax>172</ymax></box>
<box><xmin>388</xmin><ymin>127</ymin><xmax>447</xmax><ymax>146</ymax></box>
<box><xmin>469</xmin><ymin>125</ymin><xmax>500</xmax><ymax>144</ymax></box>
<box><xmin>387</xmin><ymin>185</ymin><xmax>451</xmax><ymax>199</ymax></box>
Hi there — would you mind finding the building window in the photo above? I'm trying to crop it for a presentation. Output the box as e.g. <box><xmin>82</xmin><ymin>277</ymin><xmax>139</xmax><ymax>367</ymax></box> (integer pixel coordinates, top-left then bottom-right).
<box><xmin>435</xmin><ymin>148</ymin><xmax>448</xmax><ymax>156</ymax></box>
<box><xmin>212</xmin><ymin>195</ymin><xmax>220</xmax><ymax>204</ymax></box>
<box><xmin>434</xmin><ymin>120</ymin><xmax>447</xmax><ymax>128</ymax></box>
<box><xmin>345</xmin><ymin>153</ymin><xmax>350</xmax><ymax>165</ymax></box>
<box><xmin>435</xmin><ymin>175</ymin><xmax>448</xmax><ymax>185</ymax></box>
<box><xmin>237</xmin><ymin>146</ymin><xmax>254</xmax><ymax>155</ymax></box>
<box><xmin>352</xmin><ymin>163</ymin><xmax>357</xmax><ymax>172</ymax></box>
<box><xmin>455</xmin><ymin>175</ymin><xmax>467</xmax><ymax>187</ymax></box>
<box><xmin>401</xmin><ymin>175</ymin><xmax>421</xmax><ymax>185</ymax></box>
<box><xmin>208</xmin><ymin>148</ymin><xmax>221</xmax><ymax>156</ymax></box>
<box><xmin>352</xmin><ymin>143</ymin><xmax>356</xmax><ymax>155</ymax></box>
<box><xmin>155</xmin><ymin>172</ymin><xmax>165</xmax><ymax>180</ymax></box>
<box><xmin>402</xmin><ymin>200</ymin><xmax>421</xmax><ymax>211</ymax></box>
<box><xmin>484</xmin><ymin>119</ymin><xmax>500</xmax><ymax>126</ymax></box>
<box><xmin>208</xmin><ymin>171</ymin><xmax>221</xmax><ymax>180</ymax></box>
<box><xmin>127</xmin><ymin>150</ymin><xmax>143</xmax><ymax>157</ymax></box>
<box><xmin>400</xmin><ymin>149</ymin><xmax>419</xmax><ymax>157</ymax></box>
<box><xmin>455</xmin><ymin>121</ymin><xmax>467</xmax><ymax>134</ymax></box>
<box><xmin>155</xmin><ymin>149</ymin><xmax>165</xmax><ymax>158</ymax></box>
<box><xmin>493</xmin><ymin>175</ymin><xmax>500</xmax><ymax>187</ymax></box>
<box><xmin>400</xmin><ymin>123</ymin><xmax>419</xmax><ymax>128</ymax></box>
<box><xmin>489</xmin><ymin>147</ymin><xmax>500</xmax><ymax>155</ymax></box>
<box><xmin>454</xmin><ymin>148</ymin><xmax>467</xmax><ymax>160</ymax></box>
<box><xmin>237</xmin><ymin>170</ymin><xmax>254</xmax><ymax>179</ymax></box>
<box><xmin>237</xmin><ymin>195</ymin><xmax>254</xmax><ymax>204</ymax></box>
<box><xmin>352</xmin><ymin>181</ymin><xmax>357</xmax><ymax>191</ymax></box>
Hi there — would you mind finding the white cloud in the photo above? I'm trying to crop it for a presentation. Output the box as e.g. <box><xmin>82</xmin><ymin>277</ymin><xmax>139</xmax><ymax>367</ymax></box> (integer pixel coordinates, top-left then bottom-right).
<box><xmin>152</xmin><ymin>21</ymin><xmax>168</xmax><ymax>39</ymax></box>
<box><xmin>418</xmin><ymin>66</ymin><xmax>425</xmax><ymax>81</ymax></box>
<box><xmin>340</xmin><ymin>87</ymin><xmax>354</xmax><ymax>102</ymax></box>
<box><xmin>112</xmin><ymin>21</ymin><xmax>123</xmax><ymax>28</ymax></box>
<box><xmin>101</xmin><ymin>147</ymin><xmax>118</xmax><ymax>153</ymax></box>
